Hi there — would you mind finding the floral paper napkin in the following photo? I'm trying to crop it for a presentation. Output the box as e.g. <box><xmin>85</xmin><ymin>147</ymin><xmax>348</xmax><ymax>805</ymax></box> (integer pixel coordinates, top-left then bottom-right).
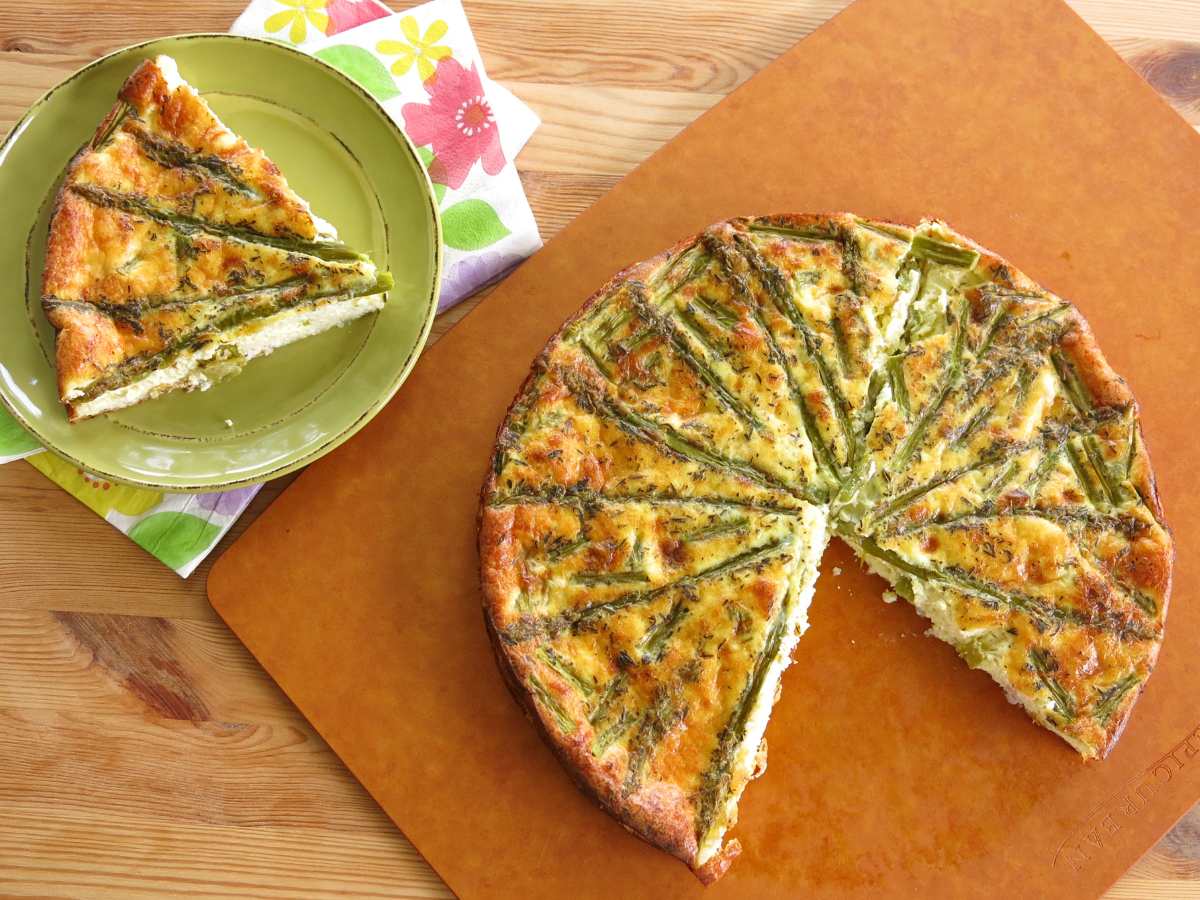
<box><xmin>233</xmin><ymin>0</ymin><xmax>543</xmax><ymax>308</ymax></box>
<box><xmin>1</xmin><ymin>0</ymin><xmax>542</xmax><ymax>576</ymax></box>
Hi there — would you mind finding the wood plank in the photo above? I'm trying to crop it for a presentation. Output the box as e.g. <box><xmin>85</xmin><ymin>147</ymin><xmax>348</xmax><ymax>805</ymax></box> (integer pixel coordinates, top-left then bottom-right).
<box><xmin>1065</xmin><ymin>1</ymin><xmax>1200</xmax><ymax>41</ymax></box>
<box><xmin>468</xmin><ymin>0</ymin><xmax>851</xmax><ymax>92</ymax></box>
<box><xmin>1113</xmin><ymin>38</ymin><xmax>1200</xmax><ymax>124</ymax></box>
<box><xmin>0</xmin><ymin>464</ymin><xmax>290</xmax><ymax>619</ymax></box>
<box><xmin>519</xmin><ymin>170</ymin><xmax>621</xmax><ymax>240</ymax></box>
<box><xmin>1</xmin><ymin>0</ymin><xmax>1197</xmax><ymax>79</ymax></box>
<box><xmin>0</xmin><ymin>709</ymin><xmax>385</xmax><ymax>831</ymax></box>
<box><xmin>1127</xmin><ymin>806</ymin><xmax>1200</xmax><ymax>880</ymax></box>
<box><xmin>512</xmin><ymin>82</ymin><xmax>721</xmax><ymax>175</ymax></box>
<box><xmin>0</xmin><ymin>806</ymin><xmax>451</xmax><ymax>899</ymax></box>
<box><xmin>0</xmin><ymin>610</ymin><xmax>304</xmax><ymax>725</ymax></box>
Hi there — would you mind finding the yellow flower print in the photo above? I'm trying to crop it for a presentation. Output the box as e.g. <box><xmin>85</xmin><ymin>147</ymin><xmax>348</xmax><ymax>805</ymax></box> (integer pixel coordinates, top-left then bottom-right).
<box><xmin>377</xmin><ymin>16</ymin><xmax>451</xmax><ymax>82</ymax></box>
<box><xmin>26</xmin><ymin>453</ymin><xmax>163</xmax><ymax>518</ymax></box>
<box><xmin>264</xmin><ymin>0</ymin><xmax>330</xmax><ymax>45</ymax></box>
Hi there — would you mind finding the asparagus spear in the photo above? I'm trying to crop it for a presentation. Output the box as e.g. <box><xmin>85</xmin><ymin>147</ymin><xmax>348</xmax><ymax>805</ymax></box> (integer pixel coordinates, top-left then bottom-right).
<box><xmin>539</xmin><ymin>646</ymin><xmax>596</xmax><ymax>697</ymax></box>
<box><xmin>488</xmin><ymin>487</ymin><xmax>801</xmax><ymax>516</ymax></box>
<box><xmin>733</xmin><ymin>233</ymin><xmax>859</xmax><ymax>465</ymax></box>
<box><xmin>681</xmin><ymin>516</ymin><xmax>750</xmax><ymax>542</ymax></box>
<box><xmin>588</xmin><ymin>673</ymin><xmax>628</xmax><ymax>727</ymax></box>
<box><xmin>889</xmin><ymin>295</ymin><xmax>969</xmax><ymax>472</ymax></box>
<box><xmin>637</xmin><ymin>598</ymin><xmax>692</xmax><ymax>663</ymax></box>
<box><xmin>746</xmin><ymin>222</ymin><xmax>839</xmax><ymax>242</ymax></box>
<box><xmin>128</xmin><ymin>124</ymin><xmax>260</xmax><ymax>198</ymax></box>
<box><xmin>571</xmin><ymin>571</ymin><xmax>652</xmax><ymax>586</ymax></box>
<box><xmin>626</xmin><ymin>286</ymin><xmax>762</xmax><ymax>433</ymax></box>
<box><xmin>692</xmin><ymin>294</ymin><xmax>739</xmax><ymax>329</ymax></box>
<box><xmin>68</xmin><ymin>274</ymin><xmax>393</xmax><ymax>402</ymax></box>
<box><xmin>528</xmin><ymin>674</ymin><xmax>575</xmax><ymax>734</ymax></box>
<box><xmin>695</xmin><ymin>601</ymin><xmax>789</xmax><ymax>843</ymax></box>
<box><xmin>909</xmin><ymin>234</ymin><xmax>981</xmax><ymax>269</ymax></box>
<box><xmin>886</xmin><ymin>354</ymin><xmax>911</xmax><ymax>420</ymax></box>
<box><xmin>702</xmin><ymin>233</ymin><xmax>841</xmax><ymax>482</ymax></box>
<box><xmin>503</xmin><ymin>536</ymin><xmax>792</xmax><ymax>643</ymax></box>
<box><xmin>70</xmin><ymin>183</ymin><xmax>365</xmax><ymax>261</ymax></box>
<box><xmin>1095</xmin><ymin>674</ymin><xmax>1140</xmax><ymax>725</ymax></box>
<box><xmin>1029</xmin><ymin>648</ymin><xmax>1076</xmax><ymax>721</ymax></box>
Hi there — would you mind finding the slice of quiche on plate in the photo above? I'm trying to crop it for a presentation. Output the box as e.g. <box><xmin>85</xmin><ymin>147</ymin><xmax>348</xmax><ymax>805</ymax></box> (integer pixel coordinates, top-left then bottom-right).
<box><xmin>0</xmin><ymin>35</ymin><xmax>437</xmax><ymax>488</ymax></box>
<box><xmin>42</xmin><ymin>54</ymin><xmax>393</xmax><ymax>422</ymax></box>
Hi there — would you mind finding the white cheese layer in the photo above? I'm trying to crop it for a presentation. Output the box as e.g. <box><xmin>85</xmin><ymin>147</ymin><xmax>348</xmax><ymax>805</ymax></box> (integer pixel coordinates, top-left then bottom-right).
<box><xmin>71</xmin><ymin>293</ymin><xmax>384</xmax><ymax>419</ymax></box>
<box><xmin>695</xmin><ymin>504</ymin><xmax>830</xmax><ymax>867</ymax></box>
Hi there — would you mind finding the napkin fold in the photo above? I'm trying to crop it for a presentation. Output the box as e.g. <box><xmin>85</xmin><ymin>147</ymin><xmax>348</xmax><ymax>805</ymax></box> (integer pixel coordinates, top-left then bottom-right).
<box><xmin>2</xmin><ymin>0</ymin><xmax>542</xmax><ymax>576</ymax></box>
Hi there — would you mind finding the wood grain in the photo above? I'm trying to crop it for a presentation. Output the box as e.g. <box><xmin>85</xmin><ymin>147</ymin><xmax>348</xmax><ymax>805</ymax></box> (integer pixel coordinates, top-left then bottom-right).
<box><xmin>0</xmin><ymin>0</ymin><xmax>1198</xmax><ymax>896</ymax></box>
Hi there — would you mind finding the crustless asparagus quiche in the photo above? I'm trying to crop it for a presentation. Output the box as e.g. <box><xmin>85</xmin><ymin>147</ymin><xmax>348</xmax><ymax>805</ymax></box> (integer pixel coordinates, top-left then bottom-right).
<box><xmin>479</xmin><ymin>214</ymin><xmax>1172</xmax><ymax>883</ymax></box>
<box><xmin>42</xmin><ymin>55</ymin><xmax>392</xmax><ymax>422</ymax></box>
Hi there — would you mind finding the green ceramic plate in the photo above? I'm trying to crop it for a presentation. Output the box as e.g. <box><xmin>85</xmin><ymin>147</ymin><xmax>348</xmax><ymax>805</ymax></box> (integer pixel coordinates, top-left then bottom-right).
<box><xmin>0</xmin><ymin>34</ymin><xmax>441</xmax><ymax>491</ymax></box>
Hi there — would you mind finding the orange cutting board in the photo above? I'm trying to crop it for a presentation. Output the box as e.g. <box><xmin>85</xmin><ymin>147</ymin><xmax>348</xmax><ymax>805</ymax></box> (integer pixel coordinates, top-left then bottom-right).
<box><xmin>208</xmin><ymin>0</ymin><xmax>1200</xmax><ymax>895</ymax></box>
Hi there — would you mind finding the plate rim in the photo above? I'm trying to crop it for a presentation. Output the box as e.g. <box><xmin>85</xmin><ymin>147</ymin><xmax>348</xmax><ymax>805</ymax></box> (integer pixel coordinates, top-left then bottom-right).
<box><xmin>0</xmin><ymin>32</ymin><xmax>443</xmax><ymax>493</ymax></box>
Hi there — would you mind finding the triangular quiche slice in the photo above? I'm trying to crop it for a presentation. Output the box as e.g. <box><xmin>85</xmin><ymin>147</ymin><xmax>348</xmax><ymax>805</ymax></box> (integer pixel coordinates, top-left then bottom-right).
<box><xmin>42</xmin><ymin>56</ymin><xmax>392</xmax><ymax>421</ymax></box>
<box><xmin>482</xmin><ymin>496</ymin><xmax>828</xmax><ymax>884</ymax></box>
<box><xmin>847</xmin><ymin>220</ymin><xmax>1171</xmax><ymax>759</ymax></box>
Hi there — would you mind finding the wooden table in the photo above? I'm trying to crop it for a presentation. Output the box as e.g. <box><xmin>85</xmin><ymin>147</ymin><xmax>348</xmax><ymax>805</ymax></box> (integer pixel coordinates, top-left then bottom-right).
<box><xmin>2</xmin><ymin>1</ymin><xmax>1198</xmax><ymax>896</ymax></box>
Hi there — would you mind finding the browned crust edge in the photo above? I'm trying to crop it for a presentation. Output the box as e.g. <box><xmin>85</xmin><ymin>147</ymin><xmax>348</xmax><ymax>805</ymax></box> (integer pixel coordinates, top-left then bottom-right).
<box><xmin>41</xmin><ymin>60</ymin><xmax>176</xmax><ymax>420</ymax></box>
<box><xmin>42</xmin><ymin>156</ymin><xmax>126</xmax><ymax>421</ymax></box>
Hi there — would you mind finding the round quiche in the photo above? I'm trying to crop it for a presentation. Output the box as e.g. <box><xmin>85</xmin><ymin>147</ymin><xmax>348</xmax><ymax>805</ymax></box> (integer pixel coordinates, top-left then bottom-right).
<box><xmin>478</xmin><ymin>214</ymin><xmax>1172</xmax><ymax>883</ymax></box>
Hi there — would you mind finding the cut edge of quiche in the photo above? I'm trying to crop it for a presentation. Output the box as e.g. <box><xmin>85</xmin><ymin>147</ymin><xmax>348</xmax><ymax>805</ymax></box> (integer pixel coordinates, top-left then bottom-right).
<box><xmin>41</xmin><ymin>56</ymin><xmax>392</xmax><ymax>422</ymax></box>
<box><xmin>692</xmin><ymin>505</ymin><xmax>828</xmax><ymax>878</ymax></box>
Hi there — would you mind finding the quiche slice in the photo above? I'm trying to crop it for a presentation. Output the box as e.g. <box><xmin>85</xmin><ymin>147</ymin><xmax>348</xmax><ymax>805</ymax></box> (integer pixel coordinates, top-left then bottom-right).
<box><xmin>482</xmin><ymin>494</ymin><xmax>828</xmax><ymax>884</ymax></box>
<box><xmin>847</xmin><ymin>221</ymin><xmax>1170</xmax><ymax>759</ymax></box>
<box><xmin>481</xmin><ymin>214</ymin><xmax>1171</xmax><ymax>884</ymax></box>
<box><xmin>42</xmin><ymin>55</ymin><xmax>392</xmax><ymax>421</ymax></box>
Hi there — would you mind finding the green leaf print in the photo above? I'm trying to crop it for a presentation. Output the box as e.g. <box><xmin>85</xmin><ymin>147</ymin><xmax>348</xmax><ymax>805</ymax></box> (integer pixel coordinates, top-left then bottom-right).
<box><xmin>314</xmin><ymin>46</ymin><xmax>401</xmax><ymax>101</ymax></box>
<box><xmin>129</xmin><ymin>512</ymin><xmax>222</xmax><ymax>570</ymax></box>
<box><xmin>415</xmin><ymin>146</ymin><xmax>447</xmax><ymax>204</ymax></box>
<box><xmin>442</xmin><ymin>199</ymin><xmax>510</xmax><ymax>251</ymax></box>
<box><xmin>0</xmin><ymin>406</ymin><xmax>39</xmax><ymax>458</ymax></box>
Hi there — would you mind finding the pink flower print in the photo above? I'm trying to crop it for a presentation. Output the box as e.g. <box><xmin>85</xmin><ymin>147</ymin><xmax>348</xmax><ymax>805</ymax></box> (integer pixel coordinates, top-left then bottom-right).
<box><xmin>402</xmin><ymin>58</ymin><xmax>505</xmax><ymax>191</ymax></box>
<box><xmin>325</xmin><ymin>0</ymin><xmax>391</xmax><ymax>34</ymax></box>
